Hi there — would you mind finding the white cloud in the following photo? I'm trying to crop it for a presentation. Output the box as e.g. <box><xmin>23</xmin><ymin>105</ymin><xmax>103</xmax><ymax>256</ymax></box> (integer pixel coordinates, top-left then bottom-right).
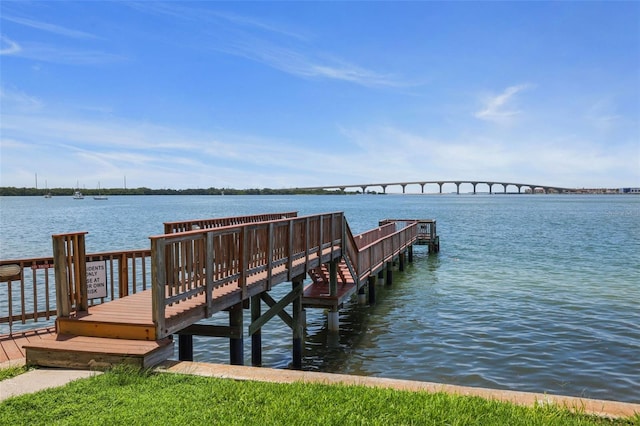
<box><xmin>0</xmin><ymin>35</ymin><xmax>21</xmax><ymax>55</ymax></box>
<box><xmin>3</xmin><ymin>42</ymin><xmax>126</xmax><ymax>65</ymax></box>
<box><xmin>475</xmin><ymin>84</ymin><xmax>532</xmax><ymax>124</ymax></box>
<box><xmin>0</xmin><ymin>87</ymin><xmax>43</xmax><ymax>111</ymax></box>
<box><xmin>2</xmin><ymin>15</ymin><xmax>99</xmax><ymax>39</ymax></box>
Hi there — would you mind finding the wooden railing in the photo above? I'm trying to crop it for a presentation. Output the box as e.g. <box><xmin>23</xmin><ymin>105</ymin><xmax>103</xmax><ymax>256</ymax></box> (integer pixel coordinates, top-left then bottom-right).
<box><xmin>150</xmin><ymin>212</ymin><xmax>344</xmax><ymax>338</ymax></box>
<box><xmin>0</xmin><ymin>248</ymin><xmax>152</xmax><ymax>336</ymax></box>
<box><xmin>353</xmin><ymin>222</ymin><xmax>397</xmax><ymax>249</ymax></box>
<box><xmin>163</xmin><ymin>212</ymin><xmax>298</xmax><ymax>234</ymax></box>
<box><xmin>348</xmin><ymin>220</ymin><xmax>418</xmax><ymax>283</ymax></box>
<box><xmin>380</xmin><ymin>219</ymin><xmax>436</xmax><ymax>244</ymax></box>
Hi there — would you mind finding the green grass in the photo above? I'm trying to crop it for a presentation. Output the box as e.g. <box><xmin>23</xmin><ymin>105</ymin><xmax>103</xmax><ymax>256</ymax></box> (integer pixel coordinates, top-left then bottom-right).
<box><xmin>0</xmin><ymin>366</ymin><xmax>637</xmax><ymax>425</ymax></box>
<box><xmin>0</xmin><ymin>364</ymin><xmax>28</xmax><ymax>381</ymax></box>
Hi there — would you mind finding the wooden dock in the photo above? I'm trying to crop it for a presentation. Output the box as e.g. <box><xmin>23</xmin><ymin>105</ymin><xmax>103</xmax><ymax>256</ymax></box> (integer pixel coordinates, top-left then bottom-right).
<box><xmin>0</xmin><ymin>212</ymin><xmax>438</xmax><ymax>370</ymax></box>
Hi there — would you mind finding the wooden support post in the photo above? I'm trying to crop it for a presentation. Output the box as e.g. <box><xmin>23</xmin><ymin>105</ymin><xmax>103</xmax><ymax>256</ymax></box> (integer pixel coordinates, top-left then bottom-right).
<box><xmin>385</xmin><ymin>262</ymin><xmax>393</xmax><ymax>286</ymax></box>
<box><xmin>251</xmin><ymin>294</ymin><xmax>262</xmax><ymax>366</ymax></box>
<box><xmin>329</xmin><ymin>260</ymin><xmax>338</xmax><ymax>297</ymax></box>
<box><xmin>178</xmin><ymin>334</ymin><xmax>193</xmax><ymax>361</ymax></box>
<box><xmin>408</xmin><ymin>245</ymin><xmax>414</xmax><ymax>263</ymax></box>
<box><xmin>399</xmin><ymin>252</ymin><xmax>405</xmax><ymax>272</ymax></box>
<box><xmin>328</xmin><ymin>309</ymin><xmax>339</xmax><ymax>332</ymax></box>
<box><xmin>368</xmin><ymin>276</ymin><xmax>377</xmax><ymax>305</ymax></box>
<box><xmin>229</xmin><ymin>303</ymin><xmax>244</xmax><ymax>365</ymax></box>
<box><xmin>358</xmin><ymin>285</ymin><xmax>366</xmax><ymax>305</ymax></box>
<box><xmin>377</xmin><ymin>269</ymin><xmax>384</xmax><ymax>280</ymax></box>
<box><xmin>292</xmin><ymin>278</ymin><xmax>303</xmax><ymax>369</ymax></box>
<box><xmin>118</xmin><ymin>252</ymin><xmax>129</xmax><ymax>298</ymax></box>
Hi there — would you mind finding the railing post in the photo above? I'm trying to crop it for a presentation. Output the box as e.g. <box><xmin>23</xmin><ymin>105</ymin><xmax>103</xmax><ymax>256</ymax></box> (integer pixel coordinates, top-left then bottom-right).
<box><xmin>205</xmin><ymin>232</ymin><xmax>214</xmax><ymax>316</ymax></box>
<box><xmin>151</xmin><ymin>237</ymin><xmax>166</xmax><ymax>339</ymax></box>
<box><xmin>52</xmin><ymin>232</ymin><xmax>88</xmax><ymax>317</ymax></box>
<box><xmin>53</xmin><ymin>236</ymin><xmax>70</xmax><ymax>317</ymax></box>
<box><xmin>240</xmin><ymin>227</ymin><xmax>247</xmax><ymax>300</ymax></box>
<box><xmin>287</xmin><ymin>219</ymin><xmax>294</xmax><ymax>280</ymax></box>
<box><xmin>119</xmin><ymin>252</ymin><xmax>129</xmax><ymax>298</ymax></box>
<box><xmin>267</xmin><ymin>223</ymin><xmax>274</xmax><ymax>290</ymax></box>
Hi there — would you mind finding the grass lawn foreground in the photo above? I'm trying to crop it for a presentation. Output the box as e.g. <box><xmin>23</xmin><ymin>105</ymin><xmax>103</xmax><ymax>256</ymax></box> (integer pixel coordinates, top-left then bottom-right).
<box><xmin>1</xmin><ymin>366</ymin><xmax>638</xmax><ymax>425</ymax></box>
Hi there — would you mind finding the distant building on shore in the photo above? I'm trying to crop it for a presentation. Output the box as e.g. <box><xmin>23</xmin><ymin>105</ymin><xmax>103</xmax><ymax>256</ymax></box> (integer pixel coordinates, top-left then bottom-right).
<box><xmin>621</xmin><ymin>187</ymin><xmax>640</xmax><ymax>194</ymax></box>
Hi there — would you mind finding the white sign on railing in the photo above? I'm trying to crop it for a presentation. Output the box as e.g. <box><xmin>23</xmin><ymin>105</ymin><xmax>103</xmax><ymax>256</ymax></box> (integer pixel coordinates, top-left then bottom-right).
<box><xmin>86</xmin><ymin>261</ymin><xmax>107</xmax><ymax>299</ymax></box>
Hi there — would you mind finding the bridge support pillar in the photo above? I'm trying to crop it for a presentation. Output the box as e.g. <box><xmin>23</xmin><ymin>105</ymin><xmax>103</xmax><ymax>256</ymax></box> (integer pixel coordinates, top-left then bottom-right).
<box><xmin>401</xmin><ymin>184</ymin><xmax>407</xmax><ymax>194</ymax></box>
<box><xmin>438</xmin><ymin>182</ymin><xmax>444</xmax><ymax>194</ymax></box>
<box><xmin>229</xmin><ymin>303</ymin><xmax>244</xmax><ymax>365</ymax></box>
<box><xmin>292</xmin><ymin>279</ymin><xmax>304</xmax><ymax>369</ymax></box>
<box><xmin>178</xmin><ymin>334</ymin><xmax>193</xmax><ymax>361</ymax></box>
<box><xmin>399</xmin><ymin>252</ymin><xmax>405</xmax><ymax>272</ymax></box>
<box><xmin>377</xmin><ymin>269</ymin><xmax>384</xmax><ymax>279</ymax></box>
<box><xmin>455</xmin><ymin>182</ymin><xmax>461</xmax><ymax>194</ymax></box>
<box><xmin>472</xmin><ymin>182</ymin><xmax>477</xmax><ymax>194</ymax></box>
<box><xmin>408</xmin><ymin>245</ymin><xmax>414</xmax><ymax>262</ymax></box>
<box><xmin>420</xmin><ymin>183</ymin><xmax>425</xmax><ymax>194</ymax></box>
<box><xmin>385</xmin><ymin>262</ymin><xmax>393</xmax><ymax>286</ymax></box>
<box><xmin>368</xmin><ymin>276</ymin><xmax>377</xmax><ymax>305</ymax></box>
<box><xmin>251</xmin><ymin>295</ymin><xmax>262</xmax><ymax>366</ymax></box>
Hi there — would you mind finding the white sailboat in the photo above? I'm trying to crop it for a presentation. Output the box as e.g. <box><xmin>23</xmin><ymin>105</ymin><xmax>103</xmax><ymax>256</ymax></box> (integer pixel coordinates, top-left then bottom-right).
<box><xmin>93</xmin><ymin>182</ymin><xmax>108</xmax><ymax>200</ymax></box>
<box><xmin>44</xmin><ymin>180</ymin><xmax>52</xmax><ymax>198</ymax></box>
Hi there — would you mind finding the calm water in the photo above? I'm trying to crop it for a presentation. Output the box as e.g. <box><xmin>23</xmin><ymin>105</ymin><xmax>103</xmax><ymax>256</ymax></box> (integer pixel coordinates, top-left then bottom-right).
<box><xmin>1</xmin><ymin>194</ymin><xmax>638</xmax><ymax>403</ymax></box>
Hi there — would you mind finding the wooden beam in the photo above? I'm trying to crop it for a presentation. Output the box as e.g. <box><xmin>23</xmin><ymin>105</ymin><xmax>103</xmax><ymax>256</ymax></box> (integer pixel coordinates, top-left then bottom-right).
<box><xmin>178</xmin><ymin>323</ymin><xmax>242</xmax><ymax>339</ymax></box>
<box><xmin>248</xmin><ymin>286</ymin><xmax>301</xmax><ymax>336</ymax></box>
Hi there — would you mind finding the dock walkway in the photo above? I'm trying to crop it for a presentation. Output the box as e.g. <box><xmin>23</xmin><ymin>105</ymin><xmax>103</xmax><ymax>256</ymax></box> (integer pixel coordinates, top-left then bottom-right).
<box><xmin>1</xmin><ymin>212</ymin><xmax>437</xmax><ymax>369</ymax></box>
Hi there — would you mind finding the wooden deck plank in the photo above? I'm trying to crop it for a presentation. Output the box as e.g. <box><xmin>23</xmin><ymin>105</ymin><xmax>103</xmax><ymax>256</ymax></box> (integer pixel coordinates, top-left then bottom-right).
<box><xmin>24</xmin><ymin>334</ymin><xmax>174</xmax><ymax>369</ymax></box>
<box><xmin>0</xmin><ymin>327</ymin><xmax>57</xmax><ymax>363</ymax></box>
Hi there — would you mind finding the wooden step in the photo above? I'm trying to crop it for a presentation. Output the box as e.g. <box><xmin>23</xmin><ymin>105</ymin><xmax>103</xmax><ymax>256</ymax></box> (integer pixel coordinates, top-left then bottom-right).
<box><xmin>57</xmin><ymin>317</ymin><xmax>156</xmax><ymax>340</ymax></box>
<box><xmin>24</xmin><ymin>334</ymin><xmax>174</xmax><ymax>370</ymax></box>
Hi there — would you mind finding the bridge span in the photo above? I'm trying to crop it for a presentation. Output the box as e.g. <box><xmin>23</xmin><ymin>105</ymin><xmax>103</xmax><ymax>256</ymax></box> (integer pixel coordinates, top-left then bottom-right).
<box><xmin>296</xmin><ymin>181</ymin><xmax>576</xmax><ymax>195</ymax></box>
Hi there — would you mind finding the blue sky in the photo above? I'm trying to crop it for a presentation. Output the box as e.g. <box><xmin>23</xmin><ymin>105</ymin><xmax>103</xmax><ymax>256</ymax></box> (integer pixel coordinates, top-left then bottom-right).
<box><xmin>1</xmin><ymin>1</ymin><xmax>638</xmax><ymax>191</ymax></box>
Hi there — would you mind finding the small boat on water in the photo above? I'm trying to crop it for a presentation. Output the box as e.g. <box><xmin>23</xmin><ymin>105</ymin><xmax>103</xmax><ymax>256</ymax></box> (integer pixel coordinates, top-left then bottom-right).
<box><xmin>93</xmin><ymin>182</ymin><xmax>108</xmax><ymax>200</ymax></box>
<box><xmin>44</xmin><ymin>180</ymin><xmax>52</xmax><ymax>198</ymax></box>
<box><xmin>73</xmin><ymin>180</ymin><xmax>84</xmax><ymax>199</ymax></box>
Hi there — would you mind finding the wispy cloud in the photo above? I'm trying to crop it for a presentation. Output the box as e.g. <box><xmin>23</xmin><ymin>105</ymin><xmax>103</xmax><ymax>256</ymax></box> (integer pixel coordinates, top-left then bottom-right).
<box><xmin>2</xmin><ymin>41</ymin><xmax>126</xmax><ymax>64</ymax></box>
<box><xmin>2</xmin><ymin>15</ymin><xmax>99</xmax><ymax>39</ymax></box>
<box><xmin>0</xmin><ymin>35</ymin><xmax>21</xmax><ymax>55</ymax></box>
<box><xmin>0</xmin><ymin>87</ymin><xmax>43</xmax><ymax>111</ymax></box>
<box><xmin>475</xmin><ymin>84</ymin><xmax>532</xmax><ymax>123</ymax></box>
<box><xmin>219</xmin><ymin>38</ymin><xmax>403</xmax><ymax>88</ymax></box>
<box><xmin>129</xmin><ymin>2</ymin><xmax>406</xmax><ymax>88</ymax></box>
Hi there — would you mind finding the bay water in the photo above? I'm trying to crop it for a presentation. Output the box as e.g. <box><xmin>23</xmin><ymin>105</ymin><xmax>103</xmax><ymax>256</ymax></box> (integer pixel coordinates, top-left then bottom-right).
<box><xmin>0</xmin><ymin>194</ymin><xmax>638</xmax><ymax>403</ymax></box>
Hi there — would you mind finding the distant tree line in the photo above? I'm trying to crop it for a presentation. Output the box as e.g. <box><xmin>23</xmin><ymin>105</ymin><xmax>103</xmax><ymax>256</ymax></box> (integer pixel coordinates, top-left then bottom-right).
<box><xmin>0</xmin><ymin>187</ymin><xmax>351</xmax><ymax>197</ymax></box>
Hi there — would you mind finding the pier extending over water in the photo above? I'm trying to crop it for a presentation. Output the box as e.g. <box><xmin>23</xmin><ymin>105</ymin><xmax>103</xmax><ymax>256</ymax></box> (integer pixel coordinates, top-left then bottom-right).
<box><xmin>1</xmin><ymin>211</ymin><xmax>438</xmax><ymax>370</ymax></box>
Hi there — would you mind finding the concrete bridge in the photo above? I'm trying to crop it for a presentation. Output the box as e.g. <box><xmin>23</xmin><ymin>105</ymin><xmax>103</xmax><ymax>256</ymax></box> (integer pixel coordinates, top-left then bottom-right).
<box><xmin>296</xmin><ymin>181</ymin><xmax>576</xmax><ymax>195</ymax></box>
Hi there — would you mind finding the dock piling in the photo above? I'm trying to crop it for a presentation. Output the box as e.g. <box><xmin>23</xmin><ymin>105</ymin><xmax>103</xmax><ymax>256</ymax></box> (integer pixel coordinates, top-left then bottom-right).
<box><xmin>229</xmin><ymin>303</ymin><xmax>244</xmax><ymax>365</ymax></box>
<box><xmin>251</xmin><ymin>295</ymin><xmax>262</xmax><ymax>366</ymax></box>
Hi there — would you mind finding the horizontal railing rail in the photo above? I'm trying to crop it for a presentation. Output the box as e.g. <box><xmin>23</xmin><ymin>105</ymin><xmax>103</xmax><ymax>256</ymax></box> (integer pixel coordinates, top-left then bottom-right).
<box><xmin>0</xmin><ymin>249</ymin><xmax>152</xmax><ymax>336</ymax></box>
<box><xmin>150</xmin><ymin>212</ymin><xmax>344</xmax><ymax>338</ymax></box>
<box><xmin>163</xmin><ymin>211</ymin><xmax>298</xmax><ymax>234</ymax></box>
<box><xmin>380</xmin><ymin>219</ymin><xmax>436</xmax><ymax>242</ymax></box>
